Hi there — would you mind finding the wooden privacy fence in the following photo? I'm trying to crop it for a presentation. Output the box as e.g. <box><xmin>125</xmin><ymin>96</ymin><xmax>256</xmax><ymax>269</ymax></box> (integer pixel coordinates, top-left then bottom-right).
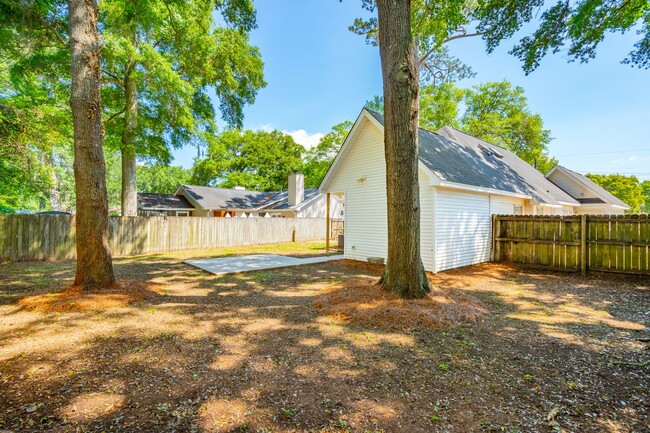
<box><xmin>0</xmin><ymin>215</ymin><xmax>337</xmax><ymax>262</ymax></box>
<box><xmin>492</xmin><ymin>214</ymin><xmax>650</xmax><ymax>275</ymax></box>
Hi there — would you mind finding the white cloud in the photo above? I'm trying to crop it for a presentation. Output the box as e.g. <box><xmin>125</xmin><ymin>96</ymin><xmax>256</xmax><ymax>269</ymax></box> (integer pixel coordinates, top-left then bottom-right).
<box><xmin>253</xmin><ymin>123</ymin><xmax>324</xmax><ymax>150</ymax></box>
<box><xmin>257</xmin><ymin>123</ymin><xmax>275</xmax><ymax>133</ymax></box>
<box><xmin>284</xmin><ymin>129</ymin><xmax>325</xmax><ymax>150</ymax></box>
<box><xmin>611</xmin><ymin>155</ymin><xmax>641</xmax><ymax>164</ymax></box>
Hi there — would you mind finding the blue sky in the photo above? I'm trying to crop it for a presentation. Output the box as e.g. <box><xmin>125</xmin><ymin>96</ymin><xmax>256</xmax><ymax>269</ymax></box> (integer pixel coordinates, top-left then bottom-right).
<box><xmin>173</xmin><ymin>0</ymin><xmax>650</xmax><ymax>180</ymax></box>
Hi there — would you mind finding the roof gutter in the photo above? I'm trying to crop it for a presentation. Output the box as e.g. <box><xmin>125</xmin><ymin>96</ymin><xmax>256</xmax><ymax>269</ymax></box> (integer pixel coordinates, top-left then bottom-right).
<box><xmin>436</xmin><ymin>180</ymin><xmax>533</xmax><ymax>200</ymax></box>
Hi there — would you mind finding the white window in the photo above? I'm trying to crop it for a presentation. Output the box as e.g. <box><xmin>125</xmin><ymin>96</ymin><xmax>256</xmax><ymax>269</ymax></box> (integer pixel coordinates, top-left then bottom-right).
<box><xmin>513</xmin><ymin>205</ymin><xmax>523</xmax><ymax>215</ymax></box>
<box><xmin>176</xmin><ymin>211</ymin><xmax>189</xmax><ymax>217</ymax></box>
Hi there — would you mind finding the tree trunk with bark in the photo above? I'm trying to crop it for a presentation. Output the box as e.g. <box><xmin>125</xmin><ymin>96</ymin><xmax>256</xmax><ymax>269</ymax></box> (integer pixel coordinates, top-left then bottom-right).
<box><xmin>376</xmin><ymin>0</ymin><xmax>430</xmax><ymax>298</ymax></box>
<box><xmin>68</xmin><ymin>0</ymin><xmax>116</xmax><ymax>289</ymax></box>
<box><xmin>120</xmin><ymin>71</ymin><xmax>138</xmax><ymax>216</ymax></box>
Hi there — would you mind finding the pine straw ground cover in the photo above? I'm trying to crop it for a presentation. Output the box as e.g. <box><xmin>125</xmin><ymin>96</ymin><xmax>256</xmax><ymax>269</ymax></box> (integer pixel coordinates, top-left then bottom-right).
<box><xmin>0</xmin><ymin>241</ymin><xmax>648</xmax><ymax>433</ymax></box>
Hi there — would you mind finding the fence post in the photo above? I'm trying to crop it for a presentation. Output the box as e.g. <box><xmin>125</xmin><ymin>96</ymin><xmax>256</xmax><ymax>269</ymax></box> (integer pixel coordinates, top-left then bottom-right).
<box><xmin>494</xmin><ymin>218</ymin><xmax>502</xmax><ymax>262</ymax></box>
<box><xmin>325</xmin><ymin>192</ymin><xmax>331</xmax><ymax>256</ymax></box>
<box><xmin>580</xmin><ymin>214</ymin><xmax>587</xmax><ymax>275</ymax></box>
<box><xmin>491</xmin><ymin>214</ymin><xmax>497</xmax><ymax>261</ymax></box>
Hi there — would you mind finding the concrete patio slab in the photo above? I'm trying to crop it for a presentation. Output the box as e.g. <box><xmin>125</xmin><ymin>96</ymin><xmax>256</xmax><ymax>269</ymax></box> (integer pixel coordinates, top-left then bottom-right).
<box><xmin>184</xmin><ymin>254</ymin><xmax>343</xmax><ymax>275</ymax></box>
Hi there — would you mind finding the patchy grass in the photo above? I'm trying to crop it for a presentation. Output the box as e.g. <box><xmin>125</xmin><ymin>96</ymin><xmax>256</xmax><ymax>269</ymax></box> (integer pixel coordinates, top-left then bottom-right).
<box><xmin>0</xmin><ymin>245</ymin><xmax>648</xmax><ymax>432</ymax></box>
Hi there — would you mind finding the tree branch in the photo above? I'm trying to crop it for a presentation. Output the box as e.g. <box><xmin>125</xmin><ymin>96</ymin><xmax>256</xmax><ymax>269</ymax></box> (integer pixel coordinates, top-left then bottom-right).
<box><xmin>443</xmin><ymin>31</ymin><xmax>483</xmax><ymax>44</ymax></box>
<box><xmin>104</xmin><ymin>108</ymin><xmax>125</xmax><ymax>125</ymax></box>
<box><xmin>102</xmin><ymin>69</ymin><xmax>124</xmax><ymax>87</ymax></box>
<box><xmin>418</xmin><ymin>31</ymin><xmax>483</xmax><ymax>69</ymax></box>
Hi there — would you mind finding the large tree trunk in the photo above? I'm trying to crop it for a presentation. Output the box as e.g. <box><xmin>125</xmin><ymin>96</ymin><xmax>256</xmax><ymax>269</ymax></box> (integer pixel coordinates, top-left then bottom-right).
<box><xmin>120</xmin><ymin>72</ymin><xmax>138</xmax><ymax>216</ymax></box>
<box><xmin>68</xmin><ymin>0</ymin><xmax>116</xmax><ymax>289</ymax></box>
<box><xmin>376</xmin><ymin>0</ymin><xmax>430</xmax><ymax>298</ymax></box>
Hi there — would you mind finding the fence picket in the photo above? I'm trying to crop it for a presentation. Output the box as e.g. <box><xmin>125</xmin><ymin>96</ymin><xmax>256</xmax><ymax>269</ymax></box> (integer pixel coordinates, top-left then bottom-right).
<box><xmin>493</xmin><ymin>214</ymin><xmax>650</xmax><ymax>275</ymax></box>
<box><xmin>0</xmin><ymin>215</ymin><xmax>338</xmax><ymax>261</ymax></box>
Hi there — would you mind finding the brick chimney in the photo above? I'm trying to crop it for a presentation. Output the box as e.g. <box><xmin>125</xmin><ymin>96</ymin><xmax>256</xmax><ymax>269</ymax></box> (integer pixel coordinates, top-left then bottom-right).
<box><xmin>288</xmin><ymin>173</ymin><xmax>304</xmax><ymax>207</ymax></box>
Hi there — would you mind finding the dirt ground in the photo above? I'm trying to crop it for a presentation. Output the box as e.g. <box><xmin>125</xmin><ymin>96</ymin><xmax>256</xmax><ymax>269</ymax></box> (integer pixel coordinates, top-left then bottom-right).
<box><xmin>1</xmin><ymin>242</ymin><xmax>648</xmax><ymax>433</ymax></box>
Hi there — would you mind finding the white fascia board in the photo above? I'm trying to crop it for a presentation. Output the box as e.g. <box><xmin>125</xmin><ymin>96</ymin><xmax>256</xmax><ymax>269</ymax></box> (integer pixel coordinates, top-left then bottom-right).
<box><xmin>437</xmin><ymin>180</ymin><xmax>532</xmax><ymax>200</ymax></box>
<box><xmin>318</xmin><ymin>108</ymin><xmax>372</xmax><ymax>194</ymax></box>
<box><xmin>545</xmin><ymin>165</ymin><xmax>561</xmax><ymax>178</ymax></box>
<box><xmin>294</xmin><ymin>193</ymin><xmax>323</xmax><ymax>212</ymax></box>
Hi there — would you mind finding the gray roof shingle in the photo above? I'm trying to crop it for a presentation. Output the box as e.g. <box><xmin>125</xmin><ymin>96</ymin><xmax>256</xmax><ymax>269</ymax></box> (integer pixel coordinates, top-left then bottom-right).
<box><xmin>137</xmin><ymin>193</ymin><xmax>195</xmax><ymax>210</ymax></box>
<box><xmin>263</xmin><ymin>188</ymin><xmax>320</xmax><ymax>210</ymax></box>
<box><xmin>178</xmin><ymin>185</ymin><xmax>320</xmax><ymax>211</ymax></box>
<box><xmin>366</xmin><ymin>110</ymin><xmax>578</xmax><ymax>206</ymax></box>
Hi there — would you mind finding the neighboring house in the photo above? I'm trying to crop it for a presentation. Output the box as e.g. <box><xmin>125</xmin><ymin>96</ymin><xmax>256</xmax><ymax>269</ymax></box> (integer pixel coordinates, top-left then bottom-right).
<box><xmin>545</xmin><ymin>165</ymin><xmax>630</xmax><ymax>215</ymax></box>
<box><xmin>319</xmin><ymin>108</ymin><xmax>628</xmax><ymax>273</ymax></box>
<box><xmin>137</xmin><ymin>193</ymin><xmax>195</xmax><ymax>217</ymax></box>
<box><xmin>137</xmin><ymin>174</ymin><xmax>344</xmax><ymax>218</ymax></box>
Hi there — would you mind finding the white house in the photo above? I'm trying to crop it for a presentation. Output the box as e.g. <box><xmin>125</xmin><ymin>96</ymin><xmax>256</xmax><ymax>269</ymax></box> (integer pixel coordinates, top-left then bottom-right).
<box><xmin>319</xmin><ymin>109</ymin><xmax>628</xmax><ymax>272</ymax></box>
<box><xmin>138</xmin><ymin>173</ymin><xmax>344</xmax><ymax>219</ymax></box>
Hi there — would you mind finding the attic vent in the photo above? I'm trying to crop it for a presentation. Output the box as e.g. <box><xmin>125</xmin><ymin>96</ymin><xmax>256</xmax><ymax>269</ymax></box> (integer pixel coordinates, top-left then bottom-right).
<box><xmin>477</xmin><ymin>143</ymin><xmax>504</xmax><ymax>159</ymax></box>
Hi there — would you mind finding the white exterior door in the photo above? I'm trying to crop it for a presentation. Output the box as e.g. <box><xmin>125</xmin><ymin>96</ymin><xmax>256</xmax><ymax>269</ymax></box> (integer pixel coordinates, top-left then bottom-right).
<box><xmin>435</xmin><ymin>190</ymin><xmax>491</xmax><ymax>272</ymax></box>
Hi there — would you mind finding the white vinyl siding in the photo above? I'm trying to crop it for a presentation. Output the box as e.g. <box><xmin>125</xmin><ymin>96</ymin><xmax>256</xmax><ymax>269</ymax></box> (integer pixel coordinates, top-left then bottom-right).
<box><xmin>419</xmin><ymin>172</ymin><xmax>435</xmax><ymax>272</ymax></box>
<box><xmin>435</xmin><ymin>189</ymin><xmax>491</xmax><ymax>272</ymax></box>
<box><xmin>326</xmin><ymin>119</ymin><xmax>435</xmax><ymax>269</ymax></box>
<box><xmin>489</xmin><ymin>195</ymin><xmax>526</xmax><ymax>216</ymax></box>
<box><xmin>329</xmin><ymin>118</ymin><xmax>387</xmax><ymax>262</ymax></box>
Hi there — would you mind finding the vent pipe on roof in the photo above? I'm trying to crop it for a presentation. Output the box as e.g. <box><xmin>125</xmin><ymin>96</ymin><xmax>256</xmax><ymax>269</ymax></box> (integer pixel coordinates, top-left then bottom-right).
<box><xmin>288</xmin><ymin>173</ymin><xmax>304</xmax><ymax>206</ymax></box>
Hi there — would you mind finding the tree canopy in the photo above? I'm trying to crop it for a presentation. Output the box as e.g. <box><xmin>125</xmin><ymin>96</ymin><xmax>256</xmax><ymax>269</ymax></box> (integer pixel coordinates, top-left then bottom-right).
<box><xmin>642</xmin><ymin>180</ymin><xmax>650</xmax><ymax>213</ymax></box>
<box><xmin>303</xmin><ymin>121</ymin><xmax>353</xmax><ymax>188</ymax></box>
<box><xmin>191</xmin><ymin>129</ymin><xmax>305</xmax><ymax>191</ymax></box>
<box><xmin>0</xmin><ymin>0</ymin><xmax>265</xmax><ymax>215</ymax></box>
<box><xmin>477</xmin><ymin>0</ymin><xmax>650</xmax><ymax>73</ymax></box>
<box><xmin>0</xmin><ymin>3</ymin><xmax>73</xmax><ymax>212</ymax></box>
<box><xmin>351</xmin><ymin>0</ymin><xmax>478</xmax><ymax>85</ymax></box>
<box><xmin>100</xmin><ymin>0</ymin><xmax>266</xmax><ymax>215</ymax></box>
<box><xmin>460</xmin><ymin>81</ymin><xmax>557</xmax><ymax>174</ymax></box>
<box><xmin>137</xmin><ymin>165</ymin><xmax>191</xmax><ymax>195</ymax></box>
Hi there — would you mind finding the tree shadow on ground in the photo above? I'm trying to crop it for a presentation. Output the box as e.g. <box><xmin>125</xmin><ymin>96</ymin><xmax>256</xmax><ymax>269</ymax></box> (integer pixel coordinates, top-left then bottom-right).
<box><xmin>0</xmin><ymin>256</ymin><xmax>648</xmax><ymax>432</ymax></box>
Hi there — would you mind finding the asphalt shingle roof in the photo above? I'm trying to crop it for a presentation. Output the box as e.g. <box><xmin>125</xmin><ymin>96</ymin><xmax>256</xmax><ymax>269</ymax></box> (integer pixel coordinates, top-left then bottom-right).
<box><xmin>137</xmin><ymin>193</ymin><xmax>195</xmax><ymax>210</ymax></box>
<box><xmin>263</xmin><ymin>188</ymin><xmax>320</xmax><ymax>210</ymax></box>
<box><xmin>366</xmin><ymin>110</ymin><xmax>579</xmax><ymax>206</ymax></box>
<box><xmin>178</xmin><ymin>185</ymin><xmax>320</xmax><ymax>211</ymax></box>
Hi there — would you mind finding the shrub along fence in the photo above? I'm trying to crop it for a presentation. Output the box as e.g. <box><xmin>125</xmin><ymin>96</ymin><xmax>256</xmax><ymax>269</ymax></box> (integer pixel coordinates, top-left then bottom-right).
<box><xmin>492</xmin><ymin>214</ymin><xmax>650</xmax><ymax>275</ymax></box>
<box><xmin>0</xmin><ymin>215</ymin><xmax>336</xmax><ymax>262</ymax></box>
